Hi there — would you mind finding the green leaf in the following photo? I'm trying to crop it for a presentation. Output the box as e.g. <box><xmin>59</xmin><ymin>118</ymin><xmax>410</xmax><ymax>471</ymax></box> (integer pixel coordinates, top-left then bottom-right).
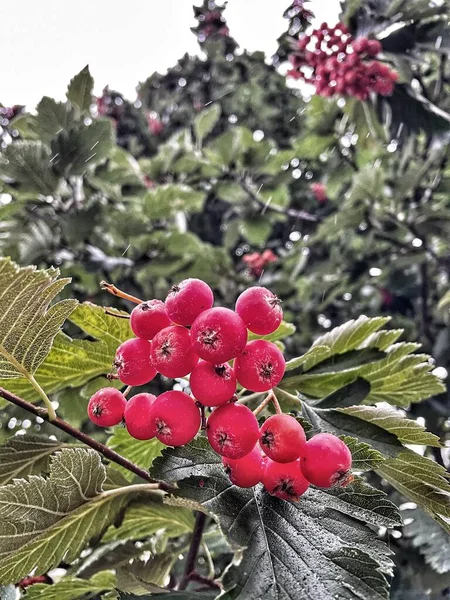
<box><xmin>239</xmin><ymin>217</ymin><xmax>272</xmax><ymax>245</ymax></box>
<box><xmin>116</xmin><ymin>552</ymin><xmax>179</xmax><ymax>592</ymax></box>
<box><xmin>118</xmin><ymin>592</ymin><xmax>216</xmax><ymax>599</ymax></box>
<box><xmin>144</xmin><ymin>184</ymin><xmax>206</xmax><ymax>219</ymax></box>
<box><xmin>152</xmin><ymin>438</ymin><xmax>399</xmax><ymax>600</ymax></box>
<box><xmin>402</xmin><ymin>506</ymin><xmax>450</xmax><ymax>574</ymax></box>
<box><xmin>67</xmin><ymin>65</ymin><xmax>94</xmax><ymax>114</ymax></box>
<box><xmin>438</xmin><ymin>290</ymin><xmax>450</xmax><ymax>313</ymax></box>
<box><xmin>24</xmin><ymin>571</ymin><xmax>116</xmax><ymax>600</ymax></box>
<box><xmin>293</xmin><ymin>133</ymin><xmax>335</xmax><ymax>159</ymax></box>
<box><xmin>103</xmin><ymin>501</ymin><xmax>193</xmax><ymax>543</ymax></box>
<box><xmin>248</xmin><ymin>320</ymin><xmax>296</xmax><ymax>344</ymax></box>
<box><xmin>1</xmin><ymin>141</ymin><xmax>60</xmax><ymax>194</ymax></box>
<box><xmin>0</xmin><ymin>435</ymin><xmax>64</xmax><ymax>485</ymax></box>
<box><xmin>0</xmin><ymin>448</ymin><xmax>159</xmax><ymax>584</ymax></box>
<box><xmin>36</xmin><ymin>97</ymin><xmax>76</xmax><ymax>143</ymax></box>
<box><xmin>313</xmin><ymin>378</ymin><xmax>371</xmax><ymax>409</ymax></box>
<box><xmin>340</xmin><ymin>437</ymin><xmax>386</xmax><ymax>471</ymax></box>
<box><xmin>0</xmin><ymin>258</ymin><xmax>77</xmax><ymax>379</ymax></box>
<box><xmin>194</xmin><ymin>104</ymin><xmax>221</xmax><ymax>144</ymax></box>
<box><xmin>107</xmin><ymin>428</ymin><xmax>164</xmax><ymax>482</ymax></box>
<box><xmin>0</xmin><ymin>302</ymin><xmax>132</xmax><ymax>401</ymax></box>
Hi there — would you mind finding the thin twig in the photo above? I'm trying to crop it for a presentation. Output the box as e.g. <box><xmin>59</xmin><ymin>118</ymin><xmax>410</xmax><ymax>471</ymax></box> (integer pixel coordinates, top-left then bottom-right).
<box><xmin>419</xmin><ymin>263</ymin><xmax>433</xmax><ymax>345</ymax></box>
<box><xmin>100</xmin><ymin>281</ymin><xmax>143</xmax><ymax>305</ymax></box>
<box><xmin>253</xmin><ymin>390</ymin><xmax>282</xmax><ymax>417</ymax></box>
<box><xmin>178</xmin><ymin>512</ymin><xmax>207</xmax><ymax>590</ymax></box>
<box><xmin>104</xmin><ymin>308</ymin><xmax>131</xmax><ymax>319</ymax></box>
<box><xmin>0</xmin><ymin>387</ymin><xmax>174</xmax><ymax>491</ymax></box>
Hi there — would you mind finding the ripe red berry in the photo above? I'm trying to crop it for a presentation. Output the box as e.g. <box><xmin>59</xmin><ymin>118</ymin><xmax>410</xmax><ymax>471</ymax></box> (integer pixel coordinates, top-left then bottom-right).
<box><xmin>367</xmin><ymin>39</ymin><xmax>382</xmax><ymax>56</ymax></box>
<box><xmin>233</xmin><ymin>340</ymin><xmax>286</xmax><ymax>392</ymax></box>
<box><xmin>263</xmin><ymin>459</ymin><xmax>309</xmax><ymax>501</ymax></box>
<box><xmin>311</xmin><ymin>182</ymin><xmax>327</xmax><ymax>203</ymax></box>
<box><xmin>191</xmin><ymin>307</ymin><xmax>247</xmax><ymax>364</ymax></box>
<box><xmin>260</xmin><ymin>414</ymin><xmax>307</xmax><ymax>463</ymax></box>
<box><xmin>235</xmin><ymin>287</ymin><xmax>283</xmax><ymax>335</ymax></box>
<box><xmin>130</xmin><ymin>300</ymin><xmax>171</xmax><ymax>340</ymax></box>
<box><xmin>165</xmin><ymin>278</ymin><xmax>214</xmax><ymax>326</ymax></box>
<box><xmin>151</xmin><ymin>326</ymin><xmax>199</xmax><ymax>378</ymax></box>
<box><xmin>88</xmin><ymin>388</ymin><xmax>126</xmax><ymax>427</ymax></box>
<box><xmin>124</xmin><ymin>393</ymin><xmax>157</xmax><ymax>440</ymax></box>
<box><xmin>149</xmin><ymin>390</ymin><xmax>201</xmax><ymax>446</ymax></box>
<box><xmin>301</xmin><ymin>433</ymin><xmax>352</xmax><ymax>488</ymax></box>
<box><xmin>114</xmin><ymin>339</ymin><xmax>156</xmax><ymax>386</ymax></box>
<box><xmin>222</xmin><ymin>445</ymin><xmax>265</xmax><ymax>487</ymax></box>
<box><xmin>190</xmin><ymin>360</ymin><xmax>236</xmax><ymax>406</ymax></box>
<box><xmin>352</xmin><ymin>37</ymin><xmax>369</xmax><ymax>54</ymax></box>
<box><xmin>207</xmin><ymin>403</ymin><xmax>259</xmax><ymax>459</ymax></box>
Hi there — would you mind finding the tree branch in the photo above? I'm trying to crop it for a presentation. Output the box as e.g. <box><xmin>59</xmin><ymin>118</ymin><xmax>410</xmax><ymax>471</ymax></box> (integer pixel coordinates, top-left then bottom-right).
<box><xmin>0</xmin><ymin>387</ymin><xmax>173</xmax><ymax>491</ymax></box>
<box><xmin>178</xmin><ymin>512</ymin><xmax>207</xmax><ymax>590</ymax></box>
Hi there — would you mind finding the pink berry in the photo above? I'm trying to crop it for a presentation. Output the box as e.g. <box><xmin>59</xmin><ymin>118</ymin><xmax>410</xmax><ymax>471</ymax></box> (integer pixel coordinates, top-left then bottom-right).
<box><xmin>352</xmin><ymin>37</ymin><xmax>369</xmax><ymax>54</ymax></box>
<box><xmin>190</xmin><ymin>361</ymin><xmax>236</xmax><ymax>406</ymax></box>
<box><xmin>88</xmin><ymin>388</ymin><xmax>126</xmax><ymax>427</ymax></box>
<box><xmin>263</xmin><ymin>459</ymin><xmax>309</xmax><ymax>501</ymax></box>
<box><xmin>165</xmin><ymin>278</ymin><xmax>214</xmax><ymax>326</ymax></box>
<box><xmin>114</xmin><ymin>339</ymin><xmax>156</xmax><ymax>386</ymax></box>
<box><xmin>311</xmin><ymin>182</ymin><xmax>327</xmax><ymax>203</ymax></box>
<box><xmin>130</xmin><ymin>300</ymin><xmax>171</xmax><ymax>340</ymax></box>
<box><xmin>260</xmin><ymin>414</ymin><xmax>306</xmax><ymax>463</ymax></box>
<box><xmin>149</xmin><ymin>391</ymin><xmax>201</xmax><ymax>446</ymax></box>
<box><xmin>301</xmin><ymin>433</ymin><xmax>352</xmax><ymax>488</ymax></box>
<box><xmin>233</xmin><ymin>340</ymin><xmax>285</xmax><ymax>392</ymax></box>
<box><xmin>367</xmin><ymin>39</ymin><xmax>382</xmax><ymax>56</ymax></box>
<box><xmin>190</xmin><ymin>307</ymin><xmax>247</xmax><ymax>364</ymax></box>
<box><xmin>150</xmin><ymin>326</ymin><xmax>199</xmax><ymax>378</ymax></box>
<box><xmin>207</xmin><ymin>403</ymin><xmax>259</xmax><ymax>459</ymax></box>
<box><xmin>235</xmin><ymin>287</ymin><xmax>283</xmax><ymax>335</ymax></box>
<box><xmin>124</xmin><ymin>393</ymin><xmax>157</xmax><ymax>440</ymax></box>
<box><xmin>222</xmin><ymin>445</ymin><xmax>265</xmax><ymax>487</ymax></box>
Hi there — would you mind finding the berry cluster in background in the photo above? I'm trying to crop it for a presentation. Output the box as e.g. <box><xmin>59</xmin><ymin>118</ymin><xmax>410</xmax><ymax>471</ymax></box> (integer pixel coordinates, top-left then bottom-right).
<box><xmin>88</xmin><ymin>279</ymin><xmax>353</xmax><ymax>501</ymax></box>
<box><xmin>288</xmin><ymin>22</ymin><xmax>398</xmax><ymax>100</ymax></box>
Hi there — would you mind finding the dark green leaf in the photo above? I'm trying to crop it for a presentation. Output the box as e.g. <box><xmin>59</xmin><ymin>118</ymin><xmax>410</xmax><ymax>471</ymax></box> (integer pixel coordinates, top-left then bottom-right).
<box><xmin>194</xmin><ymin>104</ymin><xmax>221</xmax><ymax>144</ymax></box>
<box><xmin>313</xmin><ymin>378</ymin><xmax>371</xmax><ymax>409</ymax></box>
<box><xmin>36</xmin><ymin>97</ymin><xmax>76</xmax><ymax>143</ymax></box>
<box><xmin>67</xmin><ymin>65</ymin><xmax>94</xmax><ymax>113</ymax></box>
<box><xmin>0</xmin><ymin>435</ymin><xmax>64</xmax><ymax>485</ymax></box>
<box><xmin>1</xmin><ymin>141</ymin><xmax>60</xmax><ymax>194</ymax></box>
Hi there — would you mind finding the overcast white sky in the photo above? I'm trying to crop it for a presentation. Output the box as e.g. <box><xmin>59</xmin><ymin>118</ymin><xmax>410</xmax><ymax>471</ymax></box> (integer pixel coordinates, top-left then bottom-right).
<box><xmin>0</xmin><ymin>1</ymin><xmax>340</xmax><ymax>109</ymax></box>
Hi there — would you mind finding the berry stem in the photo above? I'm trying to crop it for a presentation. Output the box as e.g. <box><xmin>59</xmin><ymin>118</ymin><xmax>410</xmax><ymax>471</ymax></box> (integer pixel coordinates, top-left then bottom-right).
<box><xmin>103</xmin><ymin>308</ymin><xmax>131</xmax><ymax>319</ymax></box>
<box><xmin>253</xmin><ymin>390</ymin><xmax>282</xmax><ymax>416</ymax></box>
<box><xmin>178</xmin><ymin>511</ymin><xmax>207</xmax><ymax>590</ymax></box>
<box><xmin>123</xmin><ymin>386</ymin><xmax>133</xmax><ymax>397</ymax></box>
<box><xmin>100</xmin><ymin>281</ymin><xmax>143</xmax><ymax>305</ymax></box>
<box><xmin>0</xmin><ymin>386</ymin><xmax>174</xmax><ymax>491</ymax></box>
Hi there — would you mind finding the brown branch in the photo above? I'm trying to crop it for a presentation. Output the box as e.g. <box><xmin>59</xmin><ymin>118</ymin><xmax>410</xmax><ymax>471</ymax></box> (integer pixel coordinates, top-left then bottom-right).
<box><xmin>178</xmin><ymin>512</ymin><xmax>208</xmax><ymax>590</ymax></box>
<box><xmin>0</xmin><ymin>387</ymin><xmax>173</xmax><ymax>491</ymax></box>
<box><xmin>253</xmin><ymin>390</ymin><xmax>282</xmax><ymax>416</ymax></box>
<box><xmin>103</xmin><ymin>308</ymin><xmax>130</xmax><ymax>319</ymax></box>
<box><xmin>100</xmin><ymin>281</ymin><xmax>143</xmax><ymax>305</ymax></box>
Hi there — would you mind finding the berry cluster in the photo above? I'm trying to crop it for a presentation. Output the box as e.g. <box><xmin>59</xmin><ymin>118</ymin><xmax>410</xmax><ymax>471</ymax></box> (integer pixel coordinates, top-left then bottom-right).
<box><xmin>88</xmin><ymin>279</ymin><xmax>352</xmax><ymax>501</ymax></box>
<box><xmin>288</xmin><ymin>22</ymin><xmax>398</xmax><ymax>100</ymax></box>
<box><xmin>242</xmin><ymin>249</ymin><xmax>278</xmax><ymax>278</ymax></box>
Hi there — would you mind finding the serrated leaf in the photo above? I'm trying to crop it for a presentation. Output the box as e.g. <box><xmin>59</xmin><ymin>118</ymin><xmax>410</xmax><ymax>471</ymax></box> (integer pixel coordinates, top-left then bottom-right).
<box><xmin>0</xmin><ymin>448</ymin><xmax>159</xmax><ymax>584</ymax></box>
<box><xmin>116</xmin><ymin>553</ymin><xmax>178</xmax><ymax>593</ymax></box>
<box><xmin>1</xmin><ymin>141</ymin><xmax>60</xmax><ymax>194</ymax></box>
<box><xmin>194</xmin><ymin>104</ymin><xmax>221</xmax><ymax>144</ymax></box>
<box><xmin>248</xmin><ymin>320</ymin><xmax>295</xmax><ymax>343</ymax></box>
<box><xmin>107</xmin><ymin>428</ymin><xmax>164</xmax><ymax>482</ymax></box>
<box><xmin>0</xmin><ymin>302</ymin><xmax>132</xmax><ymax>401</ymax></box>
<box><xmin>36</xmin><ymin>97</ymin><xmax>76</xmax><ymax>143</ymax></box>
<box><xmin>340</xmin><ymin>436</ymin><xmax>386</xmax><ymax>471</ymax></box>
<box><xmin>402</xmin><ymin>506</ymin><xmax>450</xmax><ymax>574</ymax></box>
<box><xmin>0</xmin><ymin>258</ymin><xmax>77</xmax><ymax>379</ymax></box>
<box><xmin>0</xmin><ymin>435</ymin><xmax>64</xmax><ymax>485</ymax></box>
<box><xmin>313</xmin><ymin>378</ymin><xmax>371</xmax><ymax>409</ymax></box>
<box><xmin>67</xmin><ymin>65</ymin><xmax>94</xmax><ymax>113</ymax></box>
<box><xmin>152</xmin><ymin>438</ymin><xmax>399</xmax><ymax>600</ymax></box>
<box><xmin>24</xmin><ymin>571</ymin><xmax>116</xmax><ymax>600</ymax></box>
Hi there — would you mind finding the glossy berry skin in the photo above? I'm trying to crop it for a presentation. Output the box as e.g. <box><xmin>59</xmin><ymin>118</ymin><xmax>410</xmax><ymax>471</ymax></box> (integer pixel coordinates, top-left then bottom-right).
<box><xmin>114</xmin><ymin>339</ymin><xmax>156</xmax><ymax>386</ymax></box>
<box><xmin>223</xmin><ymin>445</ymin><xmax>265</xmax><ymax>488</ymax></box>
<box><xmin>151</xmin><ymin>326</ymin><xmax>199</xmax><ymax>378</ymax></box>
<box><xmin>301</xmin><ymin>433</ymin><xmax>352</xmax><ymax>488</ymax></box>
<box><xmin>367</xmin><ymin>39</ymin><xmax>382</xmax><ymax>56</ymax></box>
<box><xmin>207</xmin><ymin>403</ymin><xmax>259</xmax><ymax>459</ymax></box>
<box><xmin>260</xmin><ymin>414</ymin><xmax>306</xmax><ymax>463</ymax></box>
<box><xmin>149</xmin><ymin>391</ymin><xmax>201</xmax><ymax>446</ymax></box>
<box><xmin>190</xmin><ymin>361</ymin><xmax>236</xmax><ymax>407</ymax></box>
<box><xmin>234</xmin><ymin>340</ymin><xmax>285</xmax><ymax>392</ymax></box>
<box><xmin>165</xmin><ymin>278</ymin><xmax>214</xmax><ymax>326</ymax></box>
<box><xmin>124</xmin><ymin>393</ymin><xmax>157</xmax><ymax>440</ymax></box>
<box><xmin>88</xmin><ymin>388</ymin><xmax>126</xmax><ymax>427</ymax></box>
<box><xmin>130</xmin><ymin>300</ymin><xmax>171</xmax><ymax>340</ymax></box>
<box><xmin>263</xmin><ymin>459</ymin><xmax>309</xmax><ymax>501</ymax></box>
<box><xmin>235</xmin><ymin>287</ymin><xmax>283</xmax><ymax>335</ymax></box>
<box><xmin>191</xmin><ymin>307</ymin><xmax>247</xmax><ymax>364</ymax></box>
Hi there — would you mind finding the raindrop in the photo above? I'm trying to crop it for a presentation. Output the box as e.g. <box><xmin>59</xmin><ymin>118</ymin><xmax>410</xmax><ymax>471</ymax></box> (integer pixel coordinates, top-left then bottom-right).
<box><xmin>369</xmin><ymin>267</ymin><xmax>382</xmax><ymax>276</ymax></box>
<box><xmin>302</xmin><ymin>247</ymin><xmax>310</xmax><ymax>255</ymax></box>
<box><xmin>253</xmin><ymin>130</ymin><xmax>264</xmax><ymax>142</ymax></box>
<box><xmin>387</xmin><ymin>140</ymin><xmax>398</xmax><ymax>153</ymax></box>
<box><xmin>285</xmin><ymin>241</ymin><xmax>294</xmax><ymax>249</ymax></box>
<box><xmin>134</xmin><ymin>100</ymin><xmax>142</xmax><ymax>108</ymax></box>
<box><xmin>289</xmin><ymin>231</ymin><xmax>301</xmax><ymax>242</ymax></box>
<box><xmin>292</xmin><ymin>168</ymin><xmax>302</xmax><ymax>179</ymax></box>
<box><xmin>235</xmin><ymin>248</ymin><xmax>244</xmax><ymax>256</ymax></box>
<box><xmin>290</xmin><ymin>158</ymin><xmax>300</xmax><ymax>168</ymax></box>
<box><xmin>114</xmin><ymin>97</ymin><xmax>123</xmax><ymax>106</ymax></box>
<box><xmin>228</xmin><ymin>114</ymin><xmax>238</xmax><ymax>124</ymax></box>
<box><xmin>305</xmin><ymin>171</ymin><xmax>313</xmax><ymax>180</ymax></box>
<box><xmin>412</xmin><ymin>238</ymin><xmax>423</xmax><ymax>247</ymax></box>
<box><xmin>8</xmin><ymin>418</ymin><xmax>17</xmax><ymax>430</ymax></box>
<box><xmin>178</xmin><ymin>78</ymin><xmax>187</xmax><ymax>87</ymax></box>
<box><xmin>343</xmin><ymin>293</ymin><xmax>352</xmax><ymax>301</ymax></box>
<box><xmin>432</xmin><ymin>366</ymin><xmax>448</xmax><ymax>379</ymax></box>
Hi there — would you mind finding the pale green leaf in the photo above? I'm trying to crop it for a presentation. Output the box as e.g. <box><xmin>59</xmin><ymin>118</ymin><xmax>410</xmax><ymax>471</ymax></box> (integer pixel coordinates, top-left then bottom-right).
<box><xmin>144</xmin><ymin>184</ymin><xmax>206</xmax><ymax>219</ymax></box>
<box><xmin>194</xmin><ymin>104</ymin><xmax>221</xmax><ymax>144</ymax></box>
<box><xmin>67</xmin><ymin>65</ymin><xmax>94</xmax><ymax>113</ymax></box>
<box><xmin>248</xmin><ymin>320</ymin><xmax>296</xmax><ymax>344</ymax></box>
<box><xmin>0</xmin><ymin>435</ymin><xmax>64</xmax><ymax>485</ymax></box>
<box><xmin>107</xmin><ymin>428</ymin><xmax>164</xmax><ymax>482</ymax></box>
<box><xmin>116</xmin><ymin>553</ymin><xmax>178</xmax><ymax>592</ymax></box>
<box><xmin>25</xmin><ymin>571</ymin><xmax>116</xmax><ymax>600</ymax></box>
<box><xmin>0</xmin><ymin>141</ymin><xmax>60</xmax><ymax>194</ymax></box>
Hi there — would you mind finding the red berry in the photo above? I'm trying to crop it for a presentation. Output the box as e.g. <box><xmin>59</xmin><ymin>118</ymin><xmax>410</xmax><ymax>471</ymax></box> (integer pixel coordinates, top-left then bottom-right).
<box><xmin>191</xmin><ymin>307</ymin><xmax>247</xmax><ymax>364</ymax></box>
<box><xmin>130</xmin><ymin>300</ymin><xmax>171</xmax><ymax>340</ymax></box>
<box><xmin>260</xmin><ymin>414</ymin><xmax>306</xmax><ymax>463</ymax></box>
<box><xmin>151</xmin><ymin>326</ymin><xmax>199</xmax><ymax>378</ymax></box>
<box><xmin>263</xmin><ymin>459</ymin><xmax>309</xmax><ymax>501</ymax></box>
<box><xmin>367</xmin><ymin>39</ymin><xmax>382</xmax><ymax>56</ymax></box>
<box><xmin>352</xmin><ymin>37</ymin><xmax>369</xmax><ymax>54</ymax></box>
<box><xmin>88</xmin><ymin>388</ymin><xmax>126</xmax><ymax>427</ymax></box>
<box><xmin>344</xmin><ymin>70</ymin><xmax>358</xmax><ymax>85</ymax></box>
<box><xmin>114</xmin><ymin>339</ymin><xmax>156</xmax><ymax>386</ymax></box>
<box><xmin>207</xmin><ymin>403</ymin><xmax>259</xmax><ymax>459</ymax></box>
<box><xmin>301</xmin><ymin>433</ymin><xmax>352</xmax><ymax>488</ymax></box>
<box><xmin>233</xmin><ymin>340</ymin><xmax>286</xmax><ymax>392</ymax></box>
<box><xmin>222</xmin><ymin>445</ymin><xmax>265</xmax><ymax>487</ymax></box>
<box><xmin>149</xmin><ymin>391</ymin><xmax>201</xmax><ymax>446</ymax></box>
<box><xmin>190</xmin><ymin>361</ymin><xmax>236</xmax><ymax>406</ymax></box>
<box><xmin>311</xmin><ymin>183</ymin><xmax>327</xmax><ymax>203</ymax></box>
<box><xmin>346</xmin><ymin>53</ymin><xmax>360</xmax><ymax>67</ymax></box>
<box><xmin>165</xmin><ymin>278</ymin><xmax>214</xmax><ymax>326</ymax></box>
<box><xmin>235</xmin><ymin>287</ymin><xmax>283</xmax><ymax>335</ymax></box>
<box><xmin>373</xmin><ymin>78</ymin><xmax>394</xmax><ymax>96</ymax></box>
<box><xmin>124</xmin><ymin>393</ymin><xmax>157</xmax><ymax>440</ymax></box>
